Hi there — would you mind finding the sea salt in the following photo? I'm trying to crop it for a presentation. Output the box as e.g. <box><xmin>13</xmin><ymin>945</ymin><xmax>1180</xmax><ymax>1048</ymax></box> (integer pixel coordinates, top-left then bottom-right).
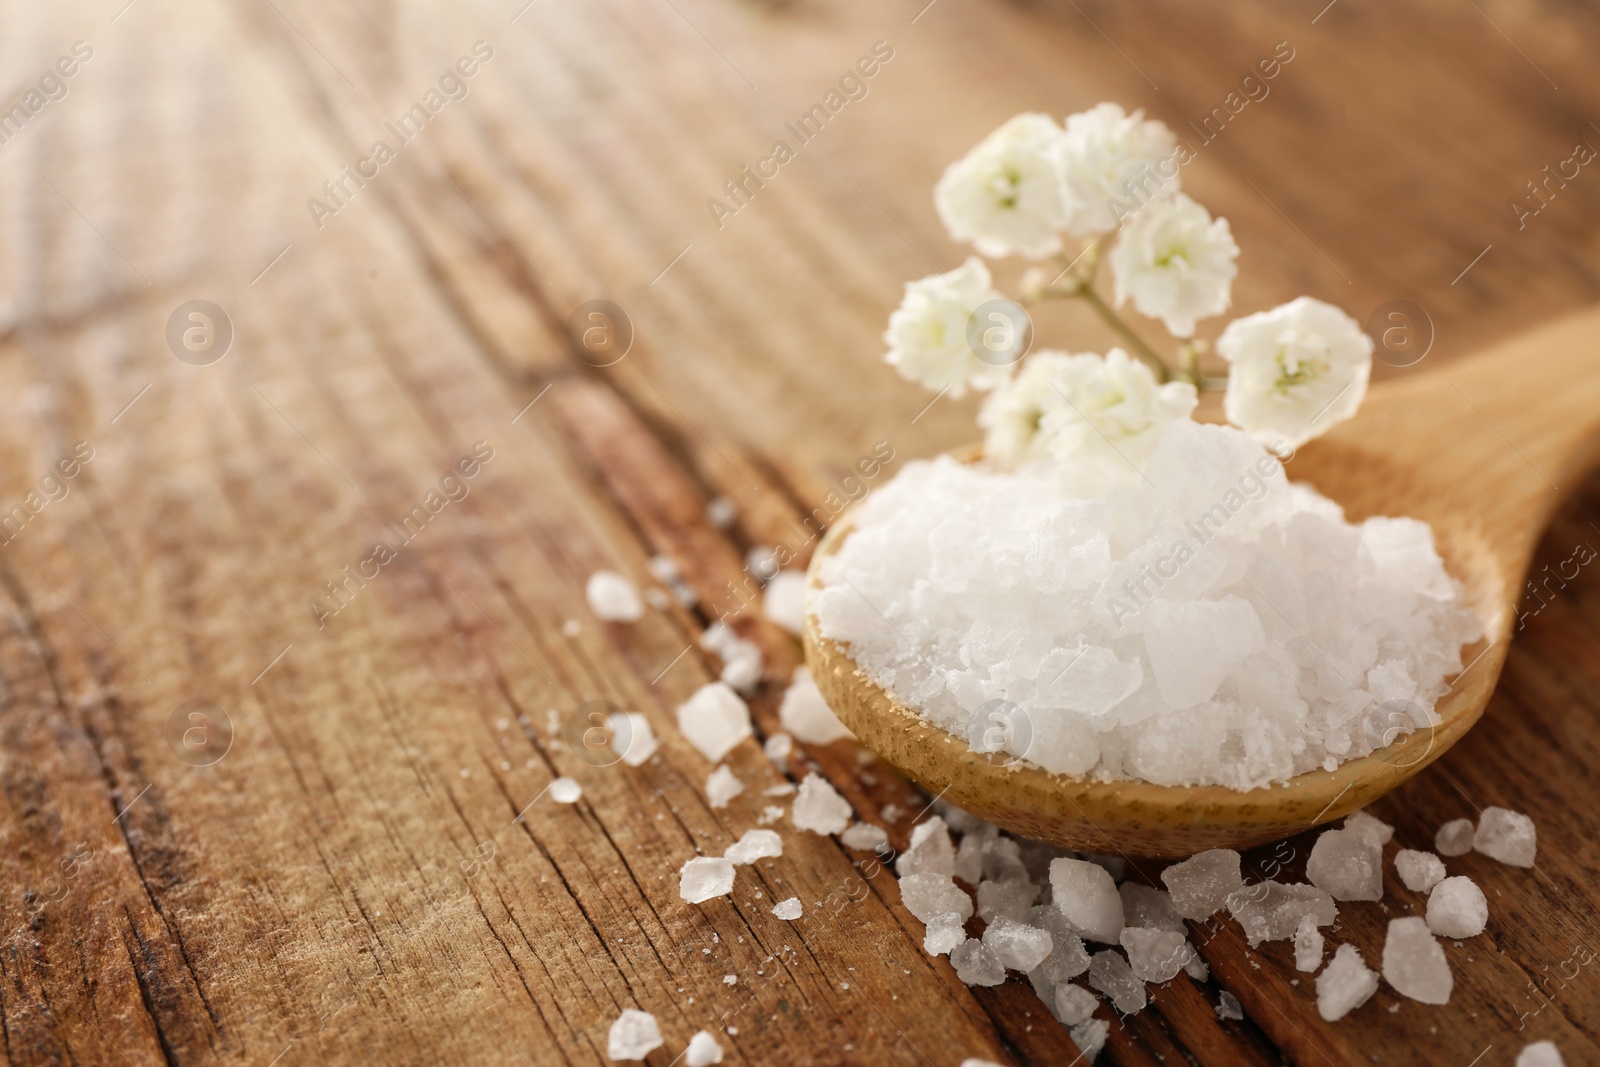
<box><xmin>950</xmin><ymin>939</ymin><xmax>1007</xmax><ymax>986</ymax></box>
<box><xmin>725</xmin><ymin>829</ymin><xmax>783</xmax><ymax>865</ymax></box>
<box><xmin>764</xmin><ymin>571</ymin><xmax>808</xmax><ymax>635</ymax></box>
<box><xmin>1026</xmin><ymin>905</ymin><xmax>1091</xmax><ymax>984</ymax></box>
<box><xmin>699</xmin><ymin>623</ymin><xmax>763</xmax><ymax>694</ymax></box>
<box><xmin>1087</xmin><ymin>950</ymin><xmax>1146</xmax><ymax>1014</ymax></box>
<box><xmin>607</xmin><ymin>1008</ymin><xmax>663</xmax><ymax>1060</ymax></box>
<box><xmin>1050</xmin><ymin>858</ymin><xmax>1124</xmax><ymax>944</ymax></box>
<box><xmin>898</xmin><ymin>817</ymin><xmax>956</xmax><ymax>878</ymax></box>
<box><xmin>705</xmin><ymin>765</ymin><xmax>743</xmax><ymax>809</ymax></box>
<box><xmin>1316</xmin><ymin>944</ymin><xmax>1378</xmax><ymax>1021</ymax></box>
<box><xmin>1293</xmin><ymin>914</ymin><xmax>1324</xmax><ymax>972</ymax></box>
<box><xmin>1395</xmin><ymin>849</ymin><xmax>1446</xmax><ymax>892</ymax></box>
<box><xmin>952</xmin><ymin>833</ymin><xmax>985</xmax><ymax>885</ymax></box>
<box><xmin>764</xmin><ymin>733</ymin><xmax>792</xmax><ymax>770</ymax></box>
<box><xmin>977</xmin><ymin>878</ymin><xmax>1038</xmax><ymax>924</ymax></box>
<box><xmin>840</xmin><ymin>823</ymin><xmax>890</xmax><ymax>852</ymax></box>
<box><xmin>1119</xmin><ymin>927</ymin><xmax>1195</xmax><ymax>982</ymax></box>
<box><xmin>1161</xmin><ymin>849</ymin><xmax>1243</xmax><ymax>920</ymax></box>
<box><xmin>1306</xmin><ymin>828</ymin><xmax>1384</xmax><ymax>901</ymax></box>
<box><xmin>1517</xmin><ymin>1041</ymin><xmax>1566</xmax><ymax>1067</ymax></box>
<box><xmin>811</xmin><ymin>434</ymin><xmax>1479</xmax><ymax>789</ymax></box>
<box><xmin>549</xmin><ymin>777</ymin><xmax>582</xmax><ymax>804</ymax></box>
<box><xmin>685</xmin><ymin>1029</ymin><xmax>724</xmax><ymax>1066</ymax></box>
<box><xmin>1055</xmin><ymin>983</ymin><xmax>1098</xmax><ymax>1026</ymax></box>
<box><xmin>1435</xmin><ymin>817</ymin><xmax>1476</xmax><ymax>856</ymax></box>
<box><xmin>1215</xmin><ymin>991</ymin><xmax>1244</xmax><ymax>1021</ymax></box>
<box><xmin>679</xmin><ymin>857</ymin><xmax>736</xmax><ymax>904</ymax></box>
<box><xmin>1382</xmin><ymin>917</ymin><xmax>1453</xmax><ymax>1004</ymax></box>
<box><xmin>983</xmin><ymin>916</ymin><xmax>1053</xmax><ymax>972</ymax></box>
<box><xmin>1226</xmin><ymin>882</ymin><xmax>1336</xmax><ymax>947</ymax></box>
<box><xmin>676</xmin><ymin>683</ymin><xmax>752</xmax><ymax>762</ymax></box>
<box><xmin>771</xmin><ymin>897</ymin><xmax>803</xmax><ymax>920</ymax></box>
<box><xmin>924</xmin><ymin>912</ymin><xmax>967</xmax><ymax>956</ymax></box>
<box><xmin>1118</xmin><ymin>883</ymin><xmax>1184</xmax><ymax>933</ymax></box>
<box><xmin>1474</xmin><ymin>806</ymin><xmax>1536</xmax><ymax>867</ymax></box>
<box><xmin>778</xmin><ymin>667</ymin><xmax>853</xmax><ymax>744</ymax></box>
<box><xmin>1426</xmin><ymin>876</ymin><xmax>1487</xmax><ymax>938</ymax></box>
<box><xmin>1069</xmin><ymin>1018</ymin><xmax>1109</xmax><ymax>1062</ymax></box>
<box><xmin>587</xmin><ymin>571</ymin><xmax>644</xmax><ymax>622</ymax></box>
<box><xmin>791</xmin><ymin>773</ymin><xmax>852</xmax><ymax>835</ymax></box>
<box><xmin>609</xmin><ymin>712</ymin><xmax>658</xmax><ymax>766</ymax></box>
<box><xmin>706</xmin><ymin>496</ymin><xmax>737</xmax><ymax>528</ymax></box>
<box><xmin>1343</xmin><ymin>810</ymin><xmax>1394</xmax><ymax>848</ymax></box>
<box><xmin>900</xmin><ymin>874</ymin><xmax>974</xmax><ymax>924</ymax></box>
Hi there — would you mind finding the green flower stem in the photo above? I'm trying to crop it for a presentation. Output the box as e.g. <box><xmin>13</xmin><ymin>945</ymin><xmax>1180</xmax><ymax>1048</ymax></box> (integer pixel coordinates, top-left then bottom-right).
<box><xmin>1072</xmin><ymin>285</ymin><xmax>1173</xmax><ymax>384</ymax></box>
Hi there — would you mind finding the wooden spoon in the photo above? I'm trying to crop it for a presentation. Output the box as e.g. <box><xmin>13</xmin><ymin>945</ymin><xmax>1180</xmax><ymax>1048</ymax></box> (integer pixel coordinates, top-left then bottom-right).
<box><xmin>804</xmin><ymin>307</ymin><xmax>1600</xmax><ymax>858</ymax></box>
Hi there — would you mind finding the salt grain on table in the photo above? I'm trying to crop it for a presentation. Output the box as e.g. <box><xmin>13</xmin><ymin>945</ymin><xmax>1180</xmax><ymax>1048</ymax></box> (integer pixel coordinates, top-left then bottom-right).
<box><xmin>725</xmin><ymin>829</ymin><xmax>782</xmax><ymax>865</ymax></box>
<box><xmin>1316</xmin><ymin>944</ymin><xmax>1379</xmax><ymax>1021</ymax></box>
<box><xmin>676</xmin><ymin>682</ymin><xmax>753</xmax><ymax>762</ymax></box>
<box><xmin>1382</xmin><ymin>917</ymin><xmax>1453</xmax><ymax>1004</ymax></box>
<box><xmin>1161</xmin><ymin>849</ymin><xmax>1244</xmax><ymax>920</ymax></box>
<box><xmin>763</xmin><ymin>571</ymin><xmax>807</xmax><ymax>635</ymax></box>
<box><xmin>1306</xmin><ymin>828</ymin><xmax>1384</xmax><ymax>901</ymax></box>
<box><xmin>679</xmin><ymin>857</ymin><xmax>736</xmax><ymax>904</ymax></box>
<box><xmin>705</xmin><ymin>765</ymin><xmax>743</xmax><ymax>809</ymax></box>
<box><xmin>897</xmin><ymin>816</ymin><xmax>956</xmax><ymax>877</ymax></box>
<box><xmin>900</xmin><ymin>873</ymin><xmax>974</xmax><ymax>924</ymax></box>
<box><xmin>1119</xmin><ymin>883</ymin><xmax>1185</xmax><ymax>933</ymax></box>
<box><xmin>1516</xmin><ymin>1040</ymin><xmax>1567</xmax><ymax>1067</ymax></box>
<box><xmin>609</xmin><ymin>712</ymin><xmax>658</xmax><ymax>767</ymax></box>
<box><xmin>1049</xmin><ymin>858</ymin><xmax>1125</xmax><ymax>944</ymax></box>
<box><xmin>1425</xmin><ymin>876</ymin><xmax>1488</xmax><ymax>938</ymax></box>
<box><xmin>1474</xmin><ymin>806</ymin><xmax>1536</xmax><ymax>867</ymax></box>
<box><xmin>950</xmin><ymin>939</ymin><xmax>1007</xmax><ymax>986</ymax></box>
<box><xmin>1395</xmin><ymin>849</ymin><xmax>1446</xmax><ymax>892</ymax></box>
<box><xmin>549</xmin><ymin>777</ymin><xmax>581</xmax><ymax>804</ymax></box>
<box><xmin>1120</xmin><ymin>927</ymin><xmax>1196</xmax><ymax>982</ymax></box>
<box><xmin>685</xmin><ymin>1029</ymin><xmax>725</xmax><ymax>1066</ymax></box>
<box><xmin>1435</xmin><ymin>817</ymin><xmax>1476</xmax><ymax>857</ymax></box>
<box><xmin>607</xmin><ymin>1008</ymin><xmax>663</xmax><ymax>1061</ymax></box>
<box><xmin>983</xmin><ymin>916</ymin><xmax>1054</xmax><ymax>972</ymax></box>
<box><xmin>1069</xmin><ymin>1018</ymin><xmax>1109</xmax><ymax>1062</ymax></box>
<box><xmin>977</xmin><ymin>878</ymin><xmax>1038</xmax><ymax>924</ymax></box>
<box><xmin>699</xmin><ymin>623</ymin><xmax>764</xmax><ymax>694</ymax></box>
<box><xmin>1343</xmin><ymin>809</ymin><xmax>1394</xmax><ymax>848</ymax></box>
<box><xmin>1226</xmin><ymin>882</ymin><xmax>1337</xmax><ymax>946</ymax></box>
<box><xmin>587</xmin><ymin>571</ymin><xmax>644</xmax><ymax>623</ymax></box>
<box><xmin>1294</xmin><ymin>914</ymin><xmax>1324</xmax><ymax>972</ymax></box>
<box><xmin>1055</xmin><ymin>983</ymin><xmax>1098</xmax><ymax>1026</ymax></box>
<box><xmin>791</xmin><ymin>773</ymin><xmax>852</xmax><ymax>834</ymax></box>
<box><xmin>778</xmin><ymin>667</ymin><xmax>853</xmax><ymax>744</ymax></box>
<box><xmin>840</xmin><ymin>822</ymin><xmax>890</xmax><ymax>852</ymax></box>
<box><xmin>771</xmin><ymin>897</ymin><xmax>803</xmax><ymax>920</ymax></box>
<box><xmin>1087</xmin><ymin>950</ymin><xmax>1146</xmax><ymax>1014</ymax></box>
<box><xmin>924</xmin><ymin>912</ymin><xmax>966</xmax><ymax>956</ymax></box>
<box><xmin>1216</xmin><ymin>990</ymin><xmax>1244</xmax><ymax>1021</ymax></box>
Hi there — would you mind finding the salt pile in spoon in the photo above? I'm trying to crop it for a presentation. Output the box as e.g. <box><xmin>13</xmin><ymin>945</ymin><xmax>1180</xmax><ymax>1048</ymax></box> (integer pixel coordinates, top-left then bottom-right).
<box><xmin>813</xmin><ymin>420</ymin><xmax>1481</xmax><ymax>788</ymax></box>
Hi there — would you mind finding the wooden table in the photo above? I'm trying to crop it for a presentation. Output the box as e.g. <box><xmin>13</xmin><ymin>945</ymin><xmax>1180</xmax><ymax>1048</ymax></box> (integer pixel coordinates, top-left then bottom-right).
<box><xmin>1</xmin><ymin>0</ymin><xmax>1597</xmax><ymax>1063</ymax></box>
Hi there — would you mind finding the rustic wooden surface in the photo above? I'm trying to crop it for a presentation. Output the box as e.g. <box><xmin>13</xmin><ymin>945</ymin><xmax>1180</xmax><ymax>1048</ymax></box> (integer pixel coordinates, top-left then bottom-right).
<box><xmin>0</xmin><ymin>0</ymin><xmax>1597</xmax><ymax>1065</ymax></box>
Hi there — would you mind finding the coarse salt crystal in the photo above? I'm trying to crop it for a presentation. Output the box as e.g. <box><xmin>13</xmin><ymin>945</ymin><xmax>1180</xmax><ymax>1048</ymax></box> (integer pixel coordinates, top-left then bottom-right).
<box><xmin>924</xmin><ymin>911</ymin><xmax>966</xmax><ymax>956</ymax></box>
<box><xmin>1118</xmin><ymin>883</ymin><xmax>1185</xmax><ymax>933</ymax></box>
<box><xmin>679</xmin><ymin>857</ymin><xmax>736</xmax><ymax>904</ymax></box>
<box><xmin>587</xmin><ymin>571</ymin><xmax>644</xmax><ymax>622</ymax></box>
<box><xmin>1395</xmin><ymin>849</ymin><xmax>1446</xmax><ymax>893</ymax></box>
<box><xmin>1119</xmin><ymin>926</ymin><xmax>1196</xmax><ymax>983</ymax></box>
<box><xmin>983</xmin><ymin>916</ymin><xmax>1054</xmax><ymax>972</ymax></box>
<box><xmin>897</xmin><ymin>816</ymin><xmax>956</xmax><ymax>878</ymax></box>
<box><xmin>1226</xmin><ymin>882</ymin><xmax>1336</xmax><ymax>947</ymax></box>
<box><xmin>1343</xmin><ymin>810</ymin><xmax>1394</xmax><ymax>848</ymax></box>
<box><xmin>1049</xmin><ymin>858</ymin><xmax>1124</xmax><ymax>944</ymax></box>
<box><xmin>1055</xmin><ymin>983</ymin><xmax>1098</xmax><ymax>1026</ymax></box>
<box><xmin>685</xmin><ymin>1029</ymin><xmax>724</xmax><ymax>1066</ymax></box>
<box><xmin>1215</xmin><ymin>990</ymin><xmax>1244</xmax><ymax>1021</ymax></box>
<box><xmin>1425</xmin><ymin>876</ymin><xmax>1487</xmax><ymax>938</ymax></box>
<box><xmin>1474</xmin><ymin>806</ymin><xmax>1536</xmax><ymax>867</ymax></box>
<box><xmin>840</xmin><ymin>822</ymin><xmax>890</xmax><ymax>853</ymax></box>
<box><xmin>1516</xmin><ymin>1041</ymin><xmax>1566</xmax><ymax>1067</ymax></box>
<box><xmin>1161</xmin><ymin>849</ymin><xmax>1243</xmax><ymax>921</ymax></box>
<box><xmin>725</xmin><ymin>829</ymin><xmax>782</xmax><ymax>865</ymax></box>
<box><xmin>764</xmin><ymin>571</ymin><xmax>808</xmax><ymax>635</ymax></box>
<box><xmin>1306</xmin><ymin>828</ymin><xmax>1384</xmax><ymax>901</ymax></box>
<box><xmin>950</xmin><ymin>938</ymin><xmax>1007</xmax><ymax>986</ymax></box>
<box><xmin>791</xmin><ymin>773</ymin><xmax>852</xmax><ymax>835</ymax></box>
<box><xmin>609</xmin><ymin>712</ymin><xmax>658</xmax><ymax>767</ymax></box>
<box><xmin>607</xmin><ymin>1008</ymin><xmax>662</xmax><ymax>1060</ymax></box>
<box><xmin>1435</xmin><ymin>817</ymin><xmax>1475</xmax><ymax>856</ymax></box>
<box><xmin>1382</xmin><ymin>916</ymin><xmax>1453</xmax><ymax>1004</ymax></box>
<box><xmin>771</xmin><ymin>897</ymin><xmax>802</xmax><ymax>920</ymax></box>
<box><xmin>549</xmin><ymin>777</ymin><xmax>581</xmax><ymax>804</ymax></box>
<box><xmin>676</xmin><ymin>682</ymin><xmax>753</xmax><ymax>762</ymax></box>
<box><xmin>1316</xmin><ymin>944</ymin><xmax>1378</xmax><ymax>1021</ymax></box>
<box><xmin>778</xmin><ymin>667</ymin><xmax>853</xmax><ymax>744</ymax></box>
<box><xmin>705</xmin><ymin>765</ymin><xmax>743</xmax><ymax>809</ymax></box>
<box><xmin>1069</xmin><ymin>1018</ymin><xmax>1109</xmax><ymax>1062</ymax></box>
<box><xmin>1293</xmin><ymin>914</ymin><xmax>1324</xmax><ymax>972</ymax></box>
<box><xmin>900</xmin><ymin>873</ymin><xmax>974</xmax><ymax>924</ymax></box>
<box><xmin>1087</xmin><ymin>950</ymin><xmax>1145</xmax><ymax>1015</ymax></box>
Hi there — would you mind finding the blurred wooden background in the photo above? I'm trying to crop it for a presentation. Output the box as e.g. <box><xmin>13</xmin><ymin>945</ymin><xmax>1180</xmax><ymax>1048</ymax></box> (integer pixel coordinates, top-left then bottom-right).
<box><xmin>0</xmin><ymin>0</ymin><xmax>1597</xmax><ymax>1063</ymax></box>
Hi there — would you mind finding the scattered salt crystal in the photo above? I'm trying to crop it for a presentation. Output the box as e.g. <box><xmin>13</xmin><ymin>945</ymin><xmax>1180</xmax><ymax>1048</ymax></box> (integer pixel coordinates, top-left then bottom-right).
<box><xmin>897</xmin><ymin>817</ymin><xmax>956</xmax><ymax>878</ymax></box>
<box><xmin>746</xmin><ymin>546</ymin><xmax>780</xmax><ymax>580</ymax></box>
<box><xmin>778</xmin><ymin>667</ymin><xmax>853</xmax><ymax>744</ymax></box>
<box><xmin>977</xmin><ymin>878</ymin><xmax>1039</xmax><ymax>925</ymax></box>
<box><xmin>1215</xmin><ymin>990</ymin><xmax>1244</xmax><ymax>1021</ymax></box>
<box><xmin>1316</xmin><ymin>943</ymin><xmax>1379</xmax><ymax>1021</ymax></box>
<box><xmin>1183</xmin><ymin>955</ymin><xmax>1209</xmax><ymax>982</ymax></box>
<box><xmin>1382</xmin><ymin>917</ymin><xmax>1453</xmax><ymax>1004</ymax></box>
<box><xmin>1087</xmin><ymin>950</ymin><xmax>1146</xmax><ymax>1014</ymax></box>
<box><xmin>757</xmin><ymin>804</ymin><xmax>785</xmax><ymax>826</ymax></box>
<box><xmin>764</xmin><ymin>571</ymin><xmax>808</xmax><ymax>635</ymax></box>
<box><xmin>1119</xmin><ymin>883</ymin><xmax>1184</xmax><ymax>933</ymax></box>
<box><xmin>699</xmin><ymin>624</ymin><xmax>764</xmax><ymax>694</ymax></box>
<box><xmin>1049</xmin><ymin>858</ymin><xmax>1125</xmax><ymax>944</ymax></box>
<box><xmin>1344</xmin><ymin>809</ymin><xmax>1394</xmax><ymax>848</ymax></box>
<box><xmin>705</xmin><ymin>765</ymin><xmax>743</xmax><ymax>809</ymax></box>
<box><xmin>1516</xmin><ymin>1040</ymin><xmax>1566</xmax><ymax>1067</ymax></box>
<box><xmin>763</xmin><ymin>783</ymin><xmax>795</xmax><ymax>797</ymax></box>
<box><xmin>764</xmin><ymin>733</ymin><xmax>792</xmax><ymax>769</ymax></box>
<box><xmin>1294</xmin><ymin>914</ymin><xmax>1324</xmax><ymax>972</ymax></box>
<box><xmin>950</xmin><ymin>939</ymin><xmax>1006</xmax><ymax>986</ymax></box>
<box><xmin>1161</xmin><ymin>849</ymin><xmax>1243</xmax><ymax>920</ymax></box>
<box><xmin>983</xmin><ymin>916</ymin><xmax>1054</xmax><ymax>972</ymax></box>
<box><xmin>676</xmin><ymin>682</ymin><xmax>752</xmax><ymax>762</ymax></box>
<box><xmin>952</xmin><ymin>833</ymin><xmax>985</xmax><ymax>885</ymax></box>
<box><xmin>924</xmin><ymin>912</ymin><xmax>966</xmax><ymax>956</ymax></box>
<box><xmin>678</xmin><ymin>857</ymin><xmax>736</xmax><ymax>903</ymax></box>
<box><xmin>1474</xmin><ymin>806</ymin><xmax>1536</xmax><ymax>867</ymax></box>
<box><xmin>1069</xmin><ymin>1018</ymin><xmax>1109</xmax><ymax>1062</ymax></box>
<box><xmin>791</xmin><ymin>773</ymin><xmax>851</xmax><ymax>834</ymax></box>
<box><xmin>685</xmin><ymin>1029</ymin><xmax>724</xmax><ymax>1066</ymax></box>
<box><xmin>1026</xmin><ymin>905</ymin><xmax>1091</xmax><ymax>983</ymax></box>
<box><xmin>982</xmin><ymin>835</ymin><xmax>1030</xmax><ymax>883</ymax></box>
<box><xmin>725</xmin><ymin>829</ymin><xmax>782</xmax><ymax>865</ymax></box>
<box><xmin>771</xmin><ymin>897</ymin><xmax>802</xmax><ymax>920</ymax></box>
<box><xmin>1435</xmin><ymin>817</ymin><xmax>1475</xmax><ymax>857</ymax></box>
<box><xmin>840</xmin><ymin>823</ymin><xmax>890</xmax><ymax>852</ymax></box>
<box><xmin>1055</xmin><ymin>983</ymin><xmax>1098</xmax><ymax>1026</ymax></box>
<box><xmin>1395</xmin><ymin>849</ymin><xmax>1446</xmax><ymax>893</ymax></box>
<box><xmin>549</xmin><ymin>777</ymin><xmax>581</xmax><ymax>804</ymax></box>
<box><xmin>607</xmin><ymin>1008</ymin><xmax>662</xmax><ymax>1060</ymax></box>
<box><xmin>587</xmin><ymin>571</ymin><xmax>644</xmax><ymax>622</ymax></box>
<box><xmin>609</xmin><ymin>712</ymin><xmax>658</xmax><ymax>766</ymax></box>
<box><xmin>900</xmin><ymin>873</ymin><xmax>974</xmax><ymax>924</ymax></box>
<box><xmin>706</xmin><ymin>496</ymin><xmax>737</xmax><ymax>529</ymax></box>
<box><xmin>1425</xmin><ymin>876</ymin><xmax>1487</xmax><ymax>938</ymax></box>
<box><xmin>1226</xmin><ymin>882</ymin><xmax>1336</xmax><ymax>947</ymax></box>
<box><xmin>1306</xmin><ymin>828</ymin><xmax>1384</xmax><ymax>901</ymax></box>
<box><xmin>1119</xmin><ymin>927</ymin><xmax>1196</xmax><ymax>983</ymax></box>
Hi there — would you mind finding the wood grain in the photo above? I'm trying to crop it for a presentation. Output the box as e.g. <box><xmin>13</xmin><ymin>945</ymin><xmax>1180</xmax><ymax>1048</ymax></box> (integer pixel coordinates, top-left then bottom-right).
<box><xmin>0</xmin><ymin>0</ymin><xmax>1597</xmax><ymax>1064</ymax></box>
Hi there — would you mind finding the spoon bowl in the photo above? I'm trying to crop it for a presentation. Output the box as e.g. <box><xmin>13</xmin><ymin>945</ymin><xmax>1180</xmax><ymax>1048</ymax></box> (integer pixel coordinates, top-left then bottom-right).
<box><xmin>805</xmin><ymin>308</ymin><xmax>1600</xmax><ymax>857</ymax></box>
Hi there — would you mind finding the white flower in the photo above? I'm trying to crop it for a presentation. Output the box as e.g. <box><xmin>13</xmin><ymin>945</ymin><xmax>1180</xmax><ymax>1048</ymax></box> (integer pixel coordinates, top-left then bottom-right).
<box><xmin>1056</xmin><ymin>103</ymin><xmax>1181</xmax><ymax>236</ymax></box>
<box><xmin>1109</xmin><ymin>193</ymin><xmax>1238</xmax><ymax>338</ymax></box>
<box><xmin>979</xmin><ymin>348</ymin><xmax>1196</xmax><ymax>469</ymax></box>
<box><xmin>884</xmin><ymin>257</ymin><xmax>1013</xmax><ymax>396</ymax></box>
<box><xmin>934</xmin><ymin>113</ymin><xmax>1069</xmax><ymax>259</ymax></box>
<box><xmin>1217</xmin><ymin>297</ymin><xmax>1374</xmax><ymax>448</ymax></box>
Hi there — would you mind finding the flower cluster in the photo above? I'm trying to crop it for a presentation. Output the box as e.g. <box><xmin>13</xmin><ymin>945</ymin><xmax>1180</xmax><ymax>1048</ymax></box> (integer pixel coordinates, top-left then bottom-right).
<box><xmin>884</xmin><ymin>103</ymin><xmax>1373</xmax><ymax>458</ymax></box>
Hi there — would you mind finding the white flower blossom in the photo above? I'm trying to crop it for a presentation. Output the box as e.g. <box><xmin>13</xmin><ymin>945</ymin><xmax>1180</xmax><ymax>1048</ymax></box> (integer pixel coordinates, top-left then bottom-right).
<box><xmin>884</xmin><ymin>257</ymin><xmax>1013</xmax><ymax>396</ymax></box>
<box><xmin>1217</xmin><ymin>297</ymin><xmax>1374</xmax><ymax>448</ymax></box>
<box><xmin>934</xmin><ymin>113</ymin><xmax>1069</xmax><ymax>259</ymax></box>
<box><xmin>1109</xmin><ymin>193</ymin><xmax>1238</xmax><ymax>338</ymax></box>
<box><xmin>979</xmin><ymin>348</ymin><xmax>1196</xmax><ymax>469</ymax></box>
<box><xmin>1056</xmin><ymin>103</ymin><xmax>1182</xmax><ymax>236</ymax></box>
